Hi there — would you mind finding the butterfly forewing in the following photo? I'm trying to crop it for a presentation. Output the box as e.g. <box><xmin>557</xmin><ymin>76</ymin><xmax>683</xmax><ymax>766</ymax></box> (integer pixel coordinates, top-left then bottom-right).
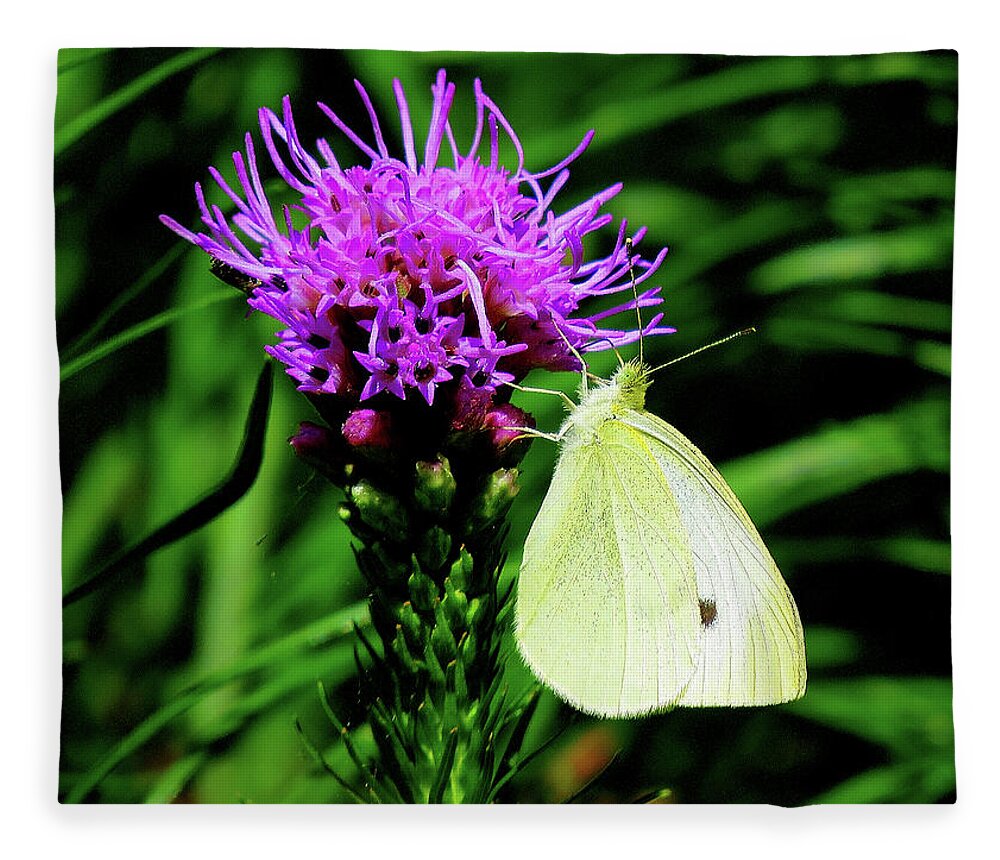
<box><xmin>622</xmin><ymin>409</ymin><xmax>807</xmax><ymax>706</ymax></box>
<box><xmin>517</xmin><ymin>418</ymin><xmax>703</xmax><ymax>718</ymax></box>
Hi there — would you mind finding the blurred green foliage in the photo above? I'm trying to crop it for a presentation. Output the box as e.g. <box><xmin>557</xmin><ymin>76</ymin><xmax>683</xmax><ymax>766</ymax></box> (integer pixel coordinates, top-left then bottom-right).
<box><xmin>56</xmin><ymin>48</ymin><xmax>955</xmax><ymax>803</ymax></box>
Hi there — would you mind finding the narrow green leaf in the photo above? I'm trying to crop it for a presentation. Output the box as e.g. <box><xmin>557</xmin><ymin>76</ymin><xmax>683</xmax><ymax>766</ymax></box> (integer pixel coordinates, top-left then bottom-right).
<box><xmin>788</xmin><ymin>677</ymin><xmax>954</xmax><ymax>757</ymax></box>
<box><xmin>722</xmin><ymin>396</ymin><xmax>949</xmax><ymax>528</ymax></box>
<box><xmin>487</xmin><ymin>719</ymin><xmax>574</xmax><ymax>803</ymax></box>
<box><xmin>64</xmin><ymin>601</ymin><xmax>367</xmax><ymax>803</ymax></box>
<box><xmin>812</xmin><ymin>757</ymin><xmax>955</xmax><ymax>804</ymax></box>
<box><xmin>59</xmin><ymin>291</ymin><xmax>234</xmax><ymax>382</ymax></box>
<box><xmin>773</xmin><ymin>536</ymin><xmax>950</xmax><ymax>575</ymax></box>
<box><xmin>144</xmin><ymin>751</ymin><xmax>208</xmax><ymax>803</ymax></box>
<box><xmin>55</xmin><ymin>47</ymin><xmax>221</xmax><ymax>157</ymax></box>
<box><xmin>750</xmin><ymin>221</ymin><xmax>953</xmax><ymax>294</ymax></box>
<box><xmin>428</xmin><ymin>728</ymin><xmax>460</xmax><ymax>803</ymax></box>
<box><xmin>62</xmin><ymin>362</ymin><xmax>273</xmax><ymax>606</ymax></box>
<box><xmin>316</xmin><ymin>681</ymin><xmax>402</xmax><ymax>804</ymax></box>
<box><xmin>63</xmin><ymin>244</ymin><xmax>187</xmax><ymax>359</ymax></box>
<box><xmin>293</xmin><ymin>718</ymin><xmax>368</xmax><ymax>804</ymax></box>
<box><xmin>57</xmin><ymin>48</ymin><xmax>112</xmax><ymax>75</ymax></box>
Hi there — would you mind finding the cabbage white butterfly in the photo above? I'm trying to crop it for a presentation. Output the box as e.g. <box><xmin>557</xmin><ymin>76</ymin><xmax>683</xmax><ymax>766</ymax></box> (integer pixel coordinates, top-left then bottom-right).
<box><xmin>515</xmin><ymin>250</ymin><xmax>806</xmax><ymax>718</ymax></box>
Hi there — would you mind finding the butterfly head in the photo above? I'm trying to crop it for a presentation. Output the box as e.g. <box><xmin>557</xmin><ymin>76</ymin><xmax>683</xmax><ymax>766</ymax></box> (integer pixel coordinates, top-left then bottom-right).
<box><xmin>610</xmin><ymin>359</ymin><xmax>652</xmax><ymax>412</ymax></box>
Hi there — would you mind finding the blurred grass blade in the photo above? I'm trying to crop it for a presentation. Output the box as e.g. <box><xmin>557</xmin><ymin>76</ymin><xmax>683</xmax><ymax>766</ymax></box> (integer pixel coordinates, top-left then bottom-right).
<box><xmin>55</xmin><ymin>47</ymin><xmax>221</xmax><ymax>158</ymax></box>
<box><xmin>63</xmin><ymin>244</ymin><xmax>187</xmax><ymax>358</ymax></box>
<box><xmin>57</xmin><ymin>48</ymin><xmax>112</xmax><ymax>75</ymax></box>
<box><xmin>766</xmin><ymin>318</ymin><xmax>951</xmax><ymax>377</ymax></box>
<box><xmin>788</xmin><ymin>677</ymin><xmax>954</xmax><ymax>757</ymax></box>
<box><xmin>143</xmin><ymin>751</ymin><xmax>208</xmax><ymax>803</ymax></box>
<box><xmin>62</xmin><ymin>362</ymin><xmax>273</xmax><ymax>607</ymax></box>
<box><xmin>750</xmin><ymin>220</ymin><xmax>953</xmax><ymax>294</ymax></box>
<box><xmin>773</xmin><ymin>536</ymin><xmax>951</xmax><ymax>575</ymax></box>
<box><xmin>65</xmin><ymin>601</ymin><xmax>367</xmax><ymax>803</ymax></box>
<box><xmin>530</xmin><ymin>54</ymin><xmax>955</xmax><ymax>165</ymax></box>
<box><xmin>59</xmin><ymin>291</ymin><xmax>234</xmax><ymax>381</ymax></box>
<box><xmin>812</xmin><ymin>758</ymin><xmax>956</xmax><ymax>804</ymax></box>
<box><xmin>722</xmin><ymin>396</ymin><xmax>949</xmax><ymax>528</ymax></box>
<box><xmin>802</xmin><ymin>626</ymin><xmax>863</xmax><ymax>670</ymax></box>
<box><xmin>797</xmin><ymin>291</ymin><xmax>951</xmax><ymax>334</ymax></box>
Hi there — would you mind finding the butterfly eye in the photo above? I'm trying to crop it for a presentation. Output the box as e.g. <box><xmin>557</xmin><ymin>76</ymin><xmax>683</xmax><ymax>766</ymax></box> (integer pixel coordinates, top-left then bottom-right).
<box><xmin>699</xmin><ymin>599</ymin><xmax>717</xmax><ymax>628</ymax></box>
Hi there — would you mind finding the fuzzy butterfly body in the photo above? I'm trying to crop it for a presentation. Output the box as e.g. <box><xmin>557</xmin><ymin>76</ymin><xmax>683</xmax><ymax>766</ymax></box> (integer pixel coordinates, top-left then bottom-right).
<box><xmin>515</xmin><ymin>359</ymin><xmax>806</xmax><ymax>718</ymax></box>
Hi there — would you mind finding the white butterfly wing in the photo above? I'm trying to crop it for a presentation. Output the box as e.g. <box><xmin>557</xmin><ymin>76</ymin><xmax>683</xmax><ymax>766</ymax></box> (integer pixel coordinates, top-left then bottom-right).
<box><xmin>517</xmin><ymin>419</ymin><xmax>704</xmax><ymax>718</ymax></box>
<box><xmin>623</xmin><ymin>409</ymin><xmax>807</xmax><ymax>706</ymax></box>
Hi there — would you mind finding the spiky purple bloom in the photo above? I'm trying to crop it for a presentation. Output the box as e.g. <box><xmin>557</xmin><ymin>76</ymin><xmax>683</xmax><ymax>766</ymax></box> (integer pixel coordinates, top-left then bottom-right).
<box><xmin>161</xmin><ymin>70</ymin><xmax>672</xmax><ymax>405</ymax></box>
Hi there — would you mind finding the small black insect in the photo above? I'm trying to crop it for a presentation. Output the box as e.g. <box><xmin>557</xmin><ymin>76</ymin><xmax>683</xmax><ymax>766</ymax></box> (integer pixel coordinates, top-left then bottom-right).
<box><xmin>210</xmin><ymin>258</ymin><xmax>263</xmax><ymax>296</ymax></box>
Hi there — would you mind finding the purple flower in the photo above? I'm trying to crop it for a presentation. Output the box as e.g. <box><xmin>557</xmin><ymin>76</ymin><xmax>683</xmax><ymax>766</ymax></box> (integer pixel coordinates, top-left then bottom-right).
<box><xmin>161</xmin><ymin>70</ymin><xmax>673</xmax><ymax>405</ymax></box>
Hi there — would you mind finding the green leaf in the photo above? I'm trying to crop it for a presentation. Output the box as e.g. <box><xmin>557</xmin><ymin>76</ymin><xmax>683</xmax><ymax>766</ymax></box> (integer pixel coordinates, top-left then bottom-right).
<box><xmin>750</xmin><ymin>220</ymin><xmax>953</xmax><ymax>294</ymax></box>
<box><xmin>144</xmin><ymin>751</ymin><xmax>208</xmax><ymax>804</ymax></box>
<box><xmin>62</xmin><ymin>244</ymin><xmax>187</xmax><ymax>359</ymax></box>
<box><xmin>788</xmin><ymin>677</ymin><xmax>954</xmax><ymax>757</ymax></box>
<box><xmin>62</xmin><ymin>362</ymin><xmax>273</xmax><ymax>606</ymax></box>
<box><xmin>55</xmin><ymin>47</ymin><xmax>221</xmax><ymax>158</ymax></box>
<box><xmin>766</xmin><ymin>318</ymin><xmax>950</xmax><ymax>376</ymax></box>
<box><xmin>64</xmin><ymin>600</ymin><xmax>368</xmax><ymax>803</ymax></box>
<box><xmin>813</xmin><ymin>759</ymin><xmax>955</xmax><ymax>804</ymax></box>
<box><xmin>721</xmin><ymin>396</ymin><xmax>949</xmax><ymax>528</ymax></box>
<box><xmin>57</xmin><ymin>48</ymin><xmax>112</xmax><ymax>75</ymax></box>
<box><xmin>802</xmin><ymin>626</ymin><xmax>862</xmax><ymax>670</ymax></box>
<box><xmin>59</xmin><ymin>291</ymin><xmax>235</xmax><ymax>382</ymax></box>
<box><xmin>773</xmin><ymin>536</ymin><xmax>950</xmax><ymax>575</ymax></box>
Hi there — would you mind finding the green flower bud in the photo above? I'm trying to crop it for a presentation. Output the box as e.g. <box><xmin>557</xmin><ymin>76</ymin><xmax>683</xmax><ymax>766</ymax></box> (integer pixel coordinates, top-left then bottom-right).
<box><xmin>413</xmin><ymin>456</ymin><xmax>457</xmax><ymax>514</ymax></box>
<box><xmin>448</xmin><ymin>547</ymin><xmax>474</xmax><ymax>591</ymax></box>
<box><xmin>392</xmin><ymin>625</ymin><xmax>420</xmax><ymax>675</ymax></box>
<box><xmin>423</xmin><ymin>639</ymin><xmax>447</xmax><ymax>686</ymax></box>
<box><xmin>466</xmin><ymin>468</ymin><xmax>520</xmax><ymax>532</ymax></box>
<box><xmin>368</xmin><ymin>541</ymin><xmax>410</xmax><ymax>585</ymax></box>
<box><xmin>398</xmin><ymin>601</ymin><xmax>424</xmax><ymax>649</ymax></box>
<box><xmin>417</xmin><ymin>526</ymin><xmax>452</xmax><ymax>572</ymax></box>
<box><xmin>350</xmin><ymin>480</ymin><xmax>410</xmax><ymax>535</ymax></box>
<box><xmin>465</xmin><ymin>596</ymin><xmax>485</xmax><ymax>629</ymax></box>
<box><xmin>442</xmin><ymin>578</ymin><xmax>469</xmax><ymax>631</ymax></box>
<box><xmin>431</xmin><ymin>601</ymin><xmax>460</xmax><ymax>663</ymax></box>
<box><xmin>408</xmin><ymin>570</ymin><xmax>439</xmax><ymax>612</ymax></box>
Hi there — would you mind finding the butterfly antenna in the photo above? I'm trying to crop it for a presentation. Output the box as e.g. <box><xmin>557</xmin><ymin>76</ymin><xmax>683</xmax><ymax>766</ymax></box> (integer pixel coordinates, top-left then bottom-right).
<box><xmin>589</xmin><ymin>335</ymin><xmax>625</xmax><ymax>369</ymax></box>
<box><xmin>647</xmin><ymin>327</ymin><xmax>757</xmax><ymax>375</ymax></box>
<box><xmin>625</xmin><ymin>237</ymin><xmax>643</xmax><ymax>366</ymax></box>
<box><xmin>549</xmin><ymin>317</ymin><xmax>591</xmax><ymax>395</ymax></box>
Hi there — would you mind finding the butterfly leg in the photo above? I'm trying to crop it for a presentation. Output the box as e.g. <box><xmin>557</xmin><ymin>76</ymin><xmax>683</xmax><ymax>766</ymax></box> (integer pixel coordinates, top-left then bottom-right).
<box><xmin>504</xmin><ymin>381</ymin><xmax>576</xmax><ymax>411</ymax></box>
<box><xmin>501</xmin><ymin>425</ymin><xmax>563</xmax><ymax>444</ymax></box>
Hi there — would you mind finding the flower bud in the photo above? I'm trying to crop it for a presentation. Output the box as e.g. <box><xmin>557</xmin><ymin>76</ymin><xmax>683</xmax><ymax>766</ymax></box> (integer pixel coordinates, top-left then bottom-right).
<box><xmin>483</xmin><ymin>403</ymin><xmax>534</xmax><ymax>464</ymax></box>
<box><xmin>350</xmin><ymin>480</ymin><xmax>410</xmax><ymax>535</ymax></box>
<box><xmin>448</xmin><ymin>547</ymin><xmax>474</xmax><ymax>591</ymax></box>
<box><xmin>413</xmin><ymin>456</ymin><xmax>457</xmax><ymax>514</ymax></box>
<box><xmin>290</xmin><ymin>421</ymin><xmax>348</xmax><ymax>482</ymax></box>
<box><xmin>342</xmin><ymin>408</ymin><xmax>394</xmax><ymax>450</ymax></box>
<box><xmin>466</xmin><ymin>468</ymin><xmax>520</xmax><ymax>532</ymax></box>
<box><xmin>407</xmin><ymin>570</ymin><xmax>439</xmax><ymax>612</ymax></box>
<box><xmin>418</xmin><ymin>526</ymin><xmax>452</xmax><ymax>572</ymax></box>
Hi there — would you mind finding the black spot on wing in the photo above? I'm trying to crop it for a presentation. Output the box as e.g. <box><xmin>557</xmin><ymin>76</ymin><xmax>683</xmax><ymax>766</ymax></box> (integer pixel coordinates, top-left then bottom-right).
<box><xmin>699</xmin><ymin>599</ymin><xmax>717</xmax><ymax>627</ymax></box>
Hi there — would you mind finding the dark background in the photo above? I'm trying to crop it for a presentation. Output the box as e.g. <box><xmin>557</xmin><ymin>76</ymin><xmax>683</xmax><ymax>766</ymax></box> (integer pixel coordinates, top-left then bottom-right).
<box><xmin>57</xmin><ymin>49</ymin><xmax>955</xmax><ymax>803</ymax></box>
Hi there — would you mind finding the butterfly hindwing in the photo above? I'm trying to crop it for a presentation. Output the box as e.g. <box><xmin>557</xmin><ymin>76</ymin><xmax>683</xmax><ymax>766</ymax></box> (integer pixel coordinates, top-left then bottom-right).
<box><xmin>517</xmin><ymin>417</ymin><xmax>703</xmax><ymax>718</ymax></box>
<box><xmin>622</xmin><ymin>409</ymin><xmax>807</xmax><ymax>706</ymax></box>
